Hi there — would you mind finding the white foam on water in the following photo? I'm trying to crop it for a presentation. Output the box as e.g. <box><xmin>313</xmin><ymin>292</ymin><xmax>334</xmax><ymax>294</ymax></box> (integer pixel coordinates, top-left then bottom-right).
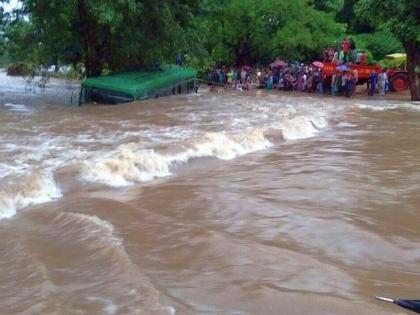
<box><xmin>81</xmin><ymin>128</ymin><xmax>273</xmax><ymax>187</ymax></box>
<box><xmin>0</xmin><ymin>94</ymin><xmax>338</xmax><ymax>215</ymax></box>
<box><xmin>0</xmin><ymin>163</ymin><xmax>30</xmax><ymax>179</ymax></box>
<box><xmin>81</xmin><ymin>144</ymin><xmax>174</xmax><ymax>187</ymax></box>
<box><xmin>0</xmin><ymin>172</ymin><xmax>62</xmax><ymax>220</ymax></box>
<box><xmin>271</xmin><ymin>114</ymin><xmax>328</xmax><ymax>140</ymax></box>
<box><xmin>191</xmin><ymin>127</ymin><xmax>272</xmax><ymax>160</ymax></box>
<box><xmin>80</xmin><ymin>105</ymin><xmax>334</xmax><ymax>188</ymax></box>
<box><xmin>354</xmin><ymin>102</ymin><xmax>420</xmax><ymax>112</ymax></box>
<box><xmin>4</xmin><ymin>103</ymin><xmax>32</xmax><ymax>113</ymax></box>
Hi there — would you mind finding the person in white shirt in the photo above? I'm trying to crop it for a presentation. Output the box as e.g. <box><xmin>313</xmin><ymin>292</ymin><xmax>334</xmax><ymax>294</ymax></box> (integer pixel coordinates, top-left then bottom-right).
<box><xmin>378</xmin><ymin>70</ymin><xmax>388</xmax><ymax>96</ymax></box>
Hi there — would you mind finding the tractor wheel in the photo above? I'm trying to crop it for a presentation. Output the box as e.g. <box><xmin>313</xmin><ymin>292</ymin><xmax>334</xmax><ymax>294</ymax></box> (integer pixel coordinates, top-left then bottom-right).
<box><xmin>390</xmin><ymin>73</ymin><xmax>409</xmax><ymax>92</ymax></box>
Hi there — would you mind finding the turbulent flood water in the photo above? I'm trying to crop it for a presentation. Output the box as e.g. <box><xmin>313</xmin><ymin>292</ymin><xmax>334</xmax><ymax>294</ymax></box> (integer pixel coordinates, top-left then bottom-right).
<box><xmin>1</xmin><ymin>72</ymin><xmax>420</xmax><ymax>314</ymax></box>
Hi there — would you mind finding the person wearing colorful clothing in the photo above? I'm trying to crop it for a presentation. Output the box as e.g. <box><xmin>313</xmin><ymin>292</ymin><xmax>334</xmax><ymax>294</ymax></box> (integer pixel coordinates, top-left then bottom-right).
<box><xmin>352</xmin><ymin>68</ymin><xmax>358</xmax><ymax>96</ymax></box>
<box><xmin>297</xmin><ymin>73</ymin><xmax>305</xmax><ymax>92</ymax></box>
<box><xmin>343</xmin><ymin>72</ymin><xmax>353</xmax><ymax>98</ymax></box>
<box><xmin>331</xmin><ymin>71</ymin><xmax>336</xmax><ymax>96</ymax></box>
<box><xmin>378</xmin><ymin>70</ymin><xmax>388</xmax><ymax>96</ymax></box>
<box><xmin>332</xmin><ymin>50</ymin><xmax>339</xmax><ymax>64</ymax></box>
<box><xmin>356</xmin><ymin>51</ymin><xmax>362</xmax><ymax>64</ymax></box>
<box><xmin>333</xmin><ymin>71</ymin><xmax>342</xmax><ymax>96</ymax></box>
<box><xmin>360</xmin><ymin>51</ymin><xmax>367</xmax><ymax>66</ymax></box>
<box><xmin>368</xmin><ymin>70</ymin><xmax>378</xmax><ymax>96</ymax></box>
<box><xmin>317</xmin><ymin>71</ymin><xmax>324</xmax><ymax>95</ymax></box>
<box><xmin>342</xmin><ymin>38</ymin><xmax>350</xmax><ymax>62</ymax></box>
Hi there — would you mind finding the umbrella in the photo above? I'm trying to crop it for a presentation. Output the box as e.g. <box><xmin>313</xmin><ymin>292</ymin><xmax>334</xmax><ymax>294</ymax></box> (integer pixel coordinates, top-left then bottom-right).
<box><xmin>337</xmin><ymin>64</ymin><xmax>350</xmax><ymax>71</ymax></box>
<box><xmin>312</xmin><ymin>61</ymin><xmax>324</xmax><ymax>68</ymax></box>
<box><xmin>376</xmin><ymin>296</ymin><xmax>420</xmax><ymax>314</ymax></box>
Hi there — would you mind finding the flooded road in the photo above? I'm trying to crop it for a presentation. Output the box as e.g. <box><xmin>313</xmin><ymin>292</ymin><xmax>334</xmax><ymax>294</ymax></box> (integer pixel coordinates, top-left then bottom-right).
<box><xmin>1</xmin><ymin>72</ymin><xmax>419</xmax><ymax>314</ymax></box>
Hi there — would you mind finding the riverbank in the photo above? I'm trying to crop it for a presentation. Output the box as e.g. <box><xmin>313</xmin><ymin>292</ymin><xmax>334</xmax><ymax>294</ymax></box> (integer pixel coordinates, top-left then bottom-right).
<box><xmin>1</xmin><ymin>70</ymin><xmax>413</xmax><ymax>108</ymax></box>
<box><xmin>0</xmin><ymin>70</ymin><xmax>80</xmax><ymax>107</ymax></box>
<box><xmin>202</xmin><ymin>83</ymin><xmax>412</xmax><ymax>103</ymax></box>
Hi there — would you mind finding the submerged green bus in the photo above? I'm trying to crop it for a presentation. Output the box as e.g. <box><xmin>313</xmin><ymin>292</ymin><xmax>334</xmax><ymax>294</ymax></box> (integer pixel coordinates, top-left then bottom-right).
<box><xmin>80</xmin><ymin>65</ymin><xmax>197</xmax><ymax>105</ymax></box>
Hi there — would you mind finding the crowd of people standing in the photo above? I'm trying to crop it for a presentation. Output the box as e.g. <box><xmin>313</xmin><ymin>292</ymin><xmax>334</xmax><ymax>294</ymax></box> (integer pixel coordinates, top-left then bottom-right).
<box><xmin>206</xmin><ymin>38</ymin><xmax>389</xmax><ymax>98</ymax></box>
<box><xmin>207</xmin><ymin>63</ymin><xmax>330</xmax><ymax>95</ymax></box>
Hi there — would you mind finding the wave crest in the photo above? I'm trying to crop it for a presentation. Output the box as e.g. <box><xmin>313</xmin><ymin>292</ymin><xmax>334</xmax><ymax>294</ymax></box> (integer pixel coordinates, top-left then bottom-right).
<box><xmin>0</xmin><ymin>172</ymin><xmax>62</xmax><ymax>220</ymax></box>
<box><xmin>82</xmin><ymin>128</ymin><xmax>272</xmax><ymax>187</ymax></box>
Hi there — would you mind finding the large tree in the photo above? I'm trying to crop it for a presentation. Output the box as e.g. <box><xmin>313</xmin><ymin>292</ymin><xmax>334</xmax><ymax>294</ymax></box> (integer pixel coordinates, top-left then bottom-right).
<box><xmin>355</xmin><ymin>0</ymin><xmax>420</xmax><ymax>101</ymax></box>
<box><xmin>4</xmin><ymin>0</ymin><xmax>199</xmax><ymax>76</ymax></box>
<box><xmin>2</xmin><ymin>19</ymin><xmax>39</xmax><ymax>64</ymax></box>
<box><xmin>201</xmin><ymin>0</ymin><xmax>345</xmax><ymax>66</ymax></box>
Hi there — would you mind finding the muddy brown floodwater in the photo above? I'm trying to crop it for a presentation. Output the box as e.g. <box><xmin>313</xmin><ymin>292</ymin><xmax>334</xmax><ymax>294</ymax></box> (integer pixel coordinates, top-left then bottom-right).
<box><xmin>0</xmin><ymin>71</ymin><xmax>419</xmax><ymax>314</ymax></box>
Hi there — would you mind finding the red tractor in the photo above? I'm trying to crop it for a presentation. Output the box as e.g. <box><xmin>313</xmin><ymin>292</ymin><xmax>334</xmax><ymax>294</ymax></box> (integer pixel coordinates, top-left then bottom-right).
<box><xmin>322</xmin><ymin>62</ymin><xmax>409</xmax><ymax>92</ymax></box>
<box><xmin>386</xmin><ymin>69</ymin><xmax>409</xmax><ymax>92</ymax></box>
<box><xmin>384</xmin><ymin>53</ymin><xmax>409</xmax><ymax>92</ymax></box>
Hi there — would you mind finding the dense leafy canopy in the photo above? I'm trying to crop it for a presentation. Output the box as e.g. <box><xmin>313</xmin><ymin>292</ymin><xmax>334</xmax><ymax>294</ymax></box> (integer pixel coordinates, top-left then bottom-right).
<box><xmin>197</xmin><ymin>0</ymin><xmax>345</xmax><ymax>66</ymax></box>
<box><xmin>336</xmin><ymin>0</ymin><xmax>372</xmax><ymax>33</ymax></box>
<box><xmin>355</xmin><ymin>0</ymin><xmax>420</xmax><ymax>44</ymax></box>
<box><xmin>355</xmin><ymin>0</ymin><xmax>420</xmax><ymax>100</ymax></box>
<box><xmin>0</xmin><ymin>0</ymin><xmax>345</xmax><ymax>74</ymax></box>
<box><xmin>311</xmin><ymin>0</ymin><xmax>344</xmax><ymax>14</ymax></box>
<box><xmin>1</xmin><ymin>0</ymin><xmax>200</xmax><ymax>76</ymax></box>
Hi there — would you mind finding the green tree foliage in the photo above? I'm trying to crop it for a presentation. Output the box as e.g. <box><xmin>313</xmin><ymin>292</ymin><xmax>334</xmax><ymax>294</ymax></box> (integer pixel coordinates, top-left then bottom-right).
<box><xmin>355</xmin><ymin>31</ymin><xmax>404</xmax><ymax>61</ymax></box>
<box><xmin>355</xmin><ymin>0</ymin><xmax>420</xmax><ymax>45</ymax></box>
<box><xmin>201</xmin><ymin>0</ymin><xmax>345</xmax><ymax>66</ymax></box>
<box><xmin>355</xmin><ymin>0</ymin><xmax>420</xmax><ymax>100</ymax></box>
<box><xmin>5</xmin><ymin>0</ymin><xmax>199</xmax><ymax>76</ymax></box>
<box><xmin>336</xmin><ymin>0</ymin><xmax>373</xmax><ymax>33</ymax></box>
<box><xmin>2</xmin><ymin>19</ymin><xmax>38</xmax><ymax>63</ymax></box>
<box><xmin>311</xmin><ymin>0</ymin><xmax>344</xmax><ymax>13</ymax></box>
<box><xmin>0</xmin><ymin>4</ymin><xmax>9</xmax><ymax>64</ymax></box>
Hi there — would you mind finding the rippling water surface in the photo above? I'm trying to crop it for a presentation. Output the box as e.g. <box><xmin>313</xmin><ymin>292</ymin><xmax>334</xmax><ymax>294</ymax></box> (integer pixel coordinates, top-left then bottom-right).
<box><xmin>1</xmin><ymin>72</ymin><xmax>419</xmax><ymax>314</ymax></box>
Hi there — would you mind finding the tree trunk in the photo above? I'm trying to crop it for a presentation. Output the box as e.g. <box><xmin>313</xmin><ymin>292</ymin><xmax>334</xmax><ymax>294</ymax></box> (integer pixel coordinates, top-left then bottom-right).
<box><xmin>404</xmin><ymin>41</ymin><xmax>420</xmax><ymax>101</ymax></box>
<box><xmin>77</xmin><ymin>0</ymin><xmax>102</xmax><ymax>77</ymax></box>
<box><xmin>236</xmin><ymin>39</ymin><xmax>253</xmax><ymax>67</ymax></box>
